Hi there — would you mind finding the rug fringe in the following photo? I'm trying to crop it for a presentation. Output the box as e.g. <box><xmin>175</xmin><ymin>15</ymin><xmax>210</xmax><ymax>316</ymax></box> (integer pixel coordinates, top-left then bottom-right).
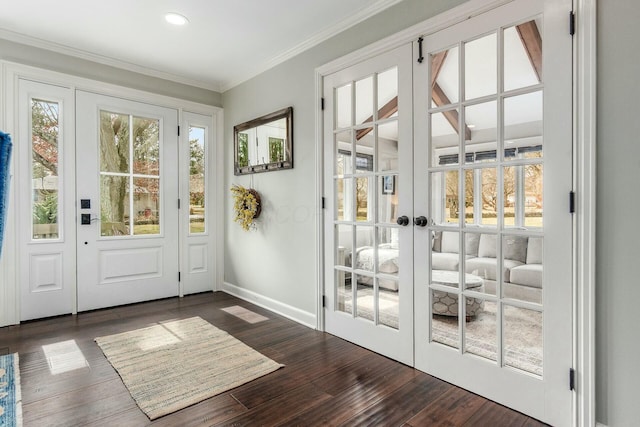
<box><xmin>13</xmin><ymin>353</ymin><xmax>22</xmax><ymax>427</ymax></box>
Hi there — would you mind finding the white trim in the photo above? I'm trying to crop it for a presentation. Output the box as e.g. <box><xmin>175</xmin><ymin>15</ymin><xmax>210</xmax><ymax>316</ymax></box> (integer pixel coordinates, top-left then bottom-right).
<box><xmin>0</xmin><ymin>60</ymin><xmax>223</xmax><ymax>326</ymax></box>
<box><xmin>213</xmin><ymin>109</ymin><xmax>225</xmax><ymax>292</ymax></box>
<box><xmin>220</xmin><ymin>0</ymin><xmax>404</xmax><ymax>91</ymax></box>
<box><xmin>221</xmin><ymin>281</ymin><xmax>317</xmax><ymax>329</ymax></box>
<box><xmin>574</xmin><ymin>0</ymin><xmax>597</xmax><ymax>425</ymax></box>
<box><xmin>0</xmin><ymin>29</ymin><xmax>221</xmax><ymax>92</ymax></box>
<box><xmin>315</xmin><ymin>69</ymin><xmax>325</xmax><ymax>331</ymax></box>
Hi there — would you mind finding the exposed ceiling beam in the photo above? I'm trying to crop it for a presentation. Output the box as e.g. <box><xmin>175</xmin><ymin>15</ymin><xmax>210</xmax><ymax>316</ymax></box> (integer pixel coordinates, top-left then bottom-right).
<box><xmin>356</xmin><ymin>96</ymin><xmax>398</xmax><ymax>140</ymax></box>
<box><xmin>516</xmin><ymin>20</ymin><xmax>542</xmax><ymax>82</ymax></box>
<box><xmin>430</xmin><ymin>50</ymin><xmax>472</xmax><ymax>141</ymax></box>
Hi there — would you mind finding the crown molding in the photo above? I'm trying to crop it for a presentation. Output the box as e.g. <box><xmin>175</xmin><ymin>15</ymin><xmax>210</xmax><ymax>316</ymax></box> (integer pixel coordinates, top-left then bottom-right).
<box><xmin>0</xmin><ymin>28</ymin><xmax>223</xmax><ymax>92</ymax></box>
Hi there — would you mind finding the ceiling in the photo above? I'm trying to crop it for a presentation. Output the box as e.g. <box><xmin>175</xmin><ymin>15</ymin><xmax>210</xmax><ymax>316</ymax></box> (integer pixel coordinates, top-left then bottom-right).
<box><xmin>0</xmin><ymin>0</ymin><xmax>402</xmax><ymax>92</ymax></box>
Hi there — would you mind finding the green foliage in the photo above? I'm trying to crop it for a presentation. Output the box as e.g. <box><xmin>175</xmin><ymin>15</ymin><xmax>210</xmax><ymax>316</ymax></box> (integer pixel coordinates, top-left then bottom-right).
<box><xmin>33</xmin><ymin>191</ymin><xmax>58</xmax><ymax>224</ymax></box>
<box><xmin>269</xmin><ymin>137</ymin><xmax>284</xmax><ymax>163</ymax></box>
<box><xmin>237</xmin><ymin>133</ymin><xmax>249</xmax><ymax>167</ymax></box>
<box><xmin>190</xmin><ymin>138</ymin><xmax>205</xmax><ymax>175</ymax></box>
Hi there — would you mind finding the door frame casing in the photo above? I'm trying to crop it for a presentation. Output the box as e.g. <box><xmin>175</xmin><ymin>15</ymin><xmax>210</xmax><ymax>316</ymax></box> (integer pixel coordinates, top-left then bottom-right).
<box><xmin>314</xmin><ymin>0</ymin><xmax>596</xmax><ymax>424</ymax></box>
<box><xmin>0</xmin><ymin>61</ymin><xmax>224</xmax><ymax>324</ymax></box>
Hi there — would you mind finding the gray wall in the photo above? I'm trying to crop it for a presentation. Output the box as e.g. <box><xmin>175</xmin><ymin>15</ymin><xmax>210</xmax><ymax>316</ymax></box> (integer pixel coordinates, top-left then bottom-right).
<box><xmin>0</xmin><ymin>39</ymin><xmax>222</xmax><ymax>106</ymax></box>
<box><xmin>596</xmin><ymin>1</ymin><xmax>640</xmax><ymax>425</ymax></box>
<box><xmin>222</xmin><ymin>0</ymin><xmax>465</xmax><ymax>316</ymax></box>
<box><xmin>224</xmin><ymin>0</ymin><xmax>637</xmax><ymax>425</ymax></box>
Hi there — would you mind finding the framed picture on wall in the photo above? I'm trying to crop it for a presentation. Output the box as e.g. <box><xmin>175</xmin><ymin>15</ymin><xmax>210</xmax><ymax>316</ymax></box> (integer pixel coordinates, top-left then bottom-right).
<box><xmin>382</xmin><ymin>175</ymin><xmax>395</xmax><ymax>195</ymax></box>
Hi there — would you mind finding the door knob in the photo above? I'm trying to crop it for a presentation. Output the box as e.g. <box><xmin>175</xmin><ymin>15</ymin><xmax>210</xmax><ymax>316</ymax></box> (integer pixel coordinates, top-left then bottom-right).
<box><xmin>396</xmin><ymin>215</ymin><xmax>410</xmax><ymax>226</ymax></box>
<box><xmin>414</xmin><ymin>216</ymin><xmax>428</xmax><ymax>227</ymax></box>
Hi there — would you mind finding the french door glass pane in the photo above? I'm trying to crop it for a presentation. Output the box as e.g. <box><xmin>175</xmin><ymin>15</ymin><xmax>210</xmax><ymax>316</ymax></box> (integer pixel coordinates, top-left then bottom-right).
<box><xmin>431</xmin><ymin>110</ymin><xmax>460</xmax><ymax>164</ymax></box>
<box><xmin>31</xmin><ymin>99</ymin><xmax>60</xmax><ymax>240</ymax></box>
<box><xmin>465</xmin><ymin>33</ymin><xmax>497</xmax><ymax>100</ymax></box>
<box><xmin>377</xmin><ymin>120</ymin><xmax>398</xmax><ymax>172</ymax></box>
<box><xmin>336</xmin><ymin>270</ymin><xmax>352</xmax><ymax>314</ymax></box>
<box><xmin>189</xmin><ymin>126</ymin><xmax>206</xmax><ymax>234</ymax></box>
<box><xmin>525</xmin><ymin>164</ymin><xmax>543</xmax><ymax>228</ymax></box>
<box><xmin>464</xmin><ymin>100</ymin><xmax>497</xmax><ymax>161</ymax></box>
<box><xmin>335</xmin><ymin>131</ymin><xmax>352</xmax><ymax>176</ymax></box>
<box><xmin>355</xmin><ymin>75</ymin><xmax>374</xmax><ymax>124</ymax></box>
<box><xmin>379</xmin><ymin>280</ymin><xmax>399</xmax><ymax>329</ymax></box>
<box><xmin>465</xmin><ymin>299</ymin><xmax>497</xmax><ymax>362</ymax></box>
<box><xmin>378</xmin><ymin>175</ymin><xmax>398</xmax><ymax>224</ymax></box>
<box><xmin>377</xmin><ymin>67</ymin><xmax>398</xmax><ymax>118</ymax></box>
<box><xmin>100</xmin><ymin>175</ymin><xmax>130</xmax><ymax>236</ymax></box>
<box><xmin>132</xmin><ymin>117</ymin><xmax>159</xmax><ymax>176</ymax></box>
<box><xmin>504</xmin><ymin>20</ymin><xmax>542</xmax><ymax>92</ymax></box>
<box><xmin>431</xmin><ymin>46</ymin><xmax>459</xmax><ymax>107</ymax></box>
<box><xmin>100</xmin><ymin>111</ymin><xmax>130</xmax><ymax>173</ymax></box>
<box><xmin>355</xmin><ymin>176</ymin><xmax>373</xmax><ymax>222</ymax></box>
<box><xmin>336</xmin><ymin>224</ymin><xmax>352</xmax><ymax>268</ymax></box>
<box><xmin>503</xmin><ymin>304</ymin><xmax>543</xmax><ymax>376</ymax></box>
<box><xmin>336</xmin><ymin>83</ymin><xmax>352</xmax><ymax>129</ymax></box>
<box><xmin>133</xmin><ymin>177</ymin><xmax>159</xmax><ymax>235</ymax></box>
<box><xmin>431</xmin><ymin>288</ymin><xmax>459</xmax><ymax>349</ymax></box>
<box><xmin>503</xmin><ymin>91</ymin><xmax>543</xmax><ymax>152</ymax></box>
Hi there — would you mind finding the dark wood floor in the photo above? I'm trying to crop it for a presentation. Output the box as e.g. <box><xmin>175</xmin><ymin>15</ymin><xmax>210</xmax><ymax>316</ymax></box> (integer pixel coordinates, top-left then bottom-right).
<box><xmin>0</xmin><ymin>292</ymin><xmax>546</xmax><ymax>426</ymax></box>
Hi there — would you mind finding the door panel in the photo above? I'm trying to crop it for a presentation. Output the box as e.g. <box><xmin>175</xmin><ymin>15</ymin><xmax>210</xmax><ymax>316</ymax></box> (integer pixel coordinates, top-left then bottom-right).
<box><xmin>19</xmin><ymin>80</ymin><xmax>76</xmax><ymax>321</ymax></box>
<box><xmin>323</xmin><ymin>44</ymin><xmax>413</xmax><ymax>365</ymax></box>
<box><xmin>180</xmin><ymin>111</ymin><xmax>214</xmax><ymax>295</ymax></box>
<box><xmin>413</xmin><ymin>0</ymin><xmax>572</xmax><ymax>424</ymax></box>
<box><xmin>76</xmin><ymin>91</ymin><xmax>179</xmax><ymax>311</ymax></box>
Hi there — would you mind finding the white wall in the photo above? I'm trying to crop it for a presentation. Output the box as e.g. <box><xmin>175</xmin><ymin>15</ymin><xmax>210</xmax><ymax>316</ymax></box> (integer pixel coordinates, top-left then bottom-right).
<box><xmin>596</xmin><ymin>1</ymin><xmax>640</xmax><ymax>425</ymax></box>
<box><xmin>222</xmin><ymin>0</ymin><xmax>466</xmax><ymax>323</ymax></box>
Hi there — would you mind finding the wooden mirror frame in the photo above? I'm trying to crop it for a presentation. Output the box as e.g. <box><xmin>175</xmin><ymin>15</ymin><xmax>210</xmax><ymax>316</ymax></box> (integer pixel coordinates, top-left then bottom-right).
<box><xmin>233</xmin><ymin>107</ymin><xmax>293</xmax><ymax>175</ymax></box>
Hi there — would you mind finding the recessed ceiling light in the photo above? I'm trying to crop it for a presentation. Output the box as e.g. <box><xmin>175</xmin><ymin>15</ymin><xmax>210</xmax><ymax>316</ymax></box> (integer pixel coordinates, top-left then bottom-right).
<box><xmin>165</xmin><ymin>12</ymin><xmax>189</xmax><ymax>26</ymax></box>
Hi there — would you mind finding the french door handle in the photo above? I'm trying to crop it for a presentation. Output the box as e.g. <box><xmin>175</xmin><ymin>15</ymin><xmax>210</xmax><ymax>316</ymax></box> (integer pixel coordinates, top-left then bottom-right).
<box><xmin>414</xmin><ymin>216</ymin><xmax>428</xmax><ymax>227</ymax></box>
<box><xmin>396</xmin><ymin>215</ymin><xmax>410</xmax><ymax>226</ymax></box>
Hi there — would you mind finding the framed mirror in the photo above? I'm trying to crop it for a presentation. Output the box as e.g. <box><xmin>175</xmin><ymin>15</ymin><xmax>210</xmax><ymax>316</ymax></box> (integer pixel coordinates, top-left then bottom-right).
<box><xmin>234</xmin><ymin>107</ymin><xmax>293</xmax><ymax>175</ymax></box>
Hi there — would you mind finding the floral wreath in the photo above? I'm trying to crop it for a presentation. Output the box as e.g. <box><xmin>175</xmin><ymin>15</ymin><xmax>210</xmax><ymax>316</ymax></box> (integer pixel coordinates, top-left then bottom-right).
<box><xmin>231</xmin><ymin>184</ymin><xmax>261</xmax><ymax>231</ymax></box>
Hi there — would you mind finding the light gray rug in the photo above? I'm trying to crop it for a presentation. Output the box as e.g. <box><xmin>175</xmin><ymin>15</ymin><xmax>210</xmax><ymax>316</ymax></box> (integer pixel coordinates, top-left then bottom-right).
<box><xmin>344</xmin><ymin>285</ymin><xmax>542</xmax><ymax>376</ymax></box>
<box><xmin>95</xmin><ymin>316</ymin><xmax>283</xmax><ymax>420</ymax></box>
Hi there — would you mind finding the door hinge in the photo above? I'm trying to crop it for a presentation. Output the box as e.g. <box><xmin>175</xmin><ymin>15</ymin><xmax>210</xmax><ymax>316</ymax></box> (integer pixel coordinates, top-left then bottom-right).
<box><xmin>178</xmin><ymin>271</ymin><xmax>181</xmax><ymax>282</ymax></box>
<box><xmin>321</xmin><ymin>97</ymin><xmax>325</xmax><ymax>111</ymax></box>
<box><xmin>178</xmin><ymin>125</ymin><xmax>181</xmax><ymax>136</ymax></box>
<box><xmin>322</xmin><ymin>197</ymin><xmax>326</xmax><ymax>209</ymax></box>
<box><xmin>569</xmin><ymin>191</ymin><xmax>575</xmax><ymax>214</ymax></box>
<box><xmin>178</xmin><ymin>198</ymin><xmax>181</xmax><ymax>209</ymax></box>
<box><xmin>322</xmin><ymin>295</ymin><xmax>326</xmax><ymax>307</ymax></box>
<box><xmin>569</xmin><ymin>11</ymin><xmax>576</xmax><ymax>36</ymax></box>
<box><xmin>569</xmin><ymin>368</ymin><xmax>576</xmax><ymax>390</ymax></box>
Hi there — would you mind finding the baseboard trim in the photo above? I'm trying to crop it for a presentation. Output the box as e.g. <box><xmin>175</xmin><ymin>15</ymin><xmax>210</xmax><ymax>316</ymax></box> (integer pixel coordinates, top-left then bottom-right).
<box><xmin>221</xmin><ymin>282</ymin><xmax>317</xmax><ymax>329</ymax></box>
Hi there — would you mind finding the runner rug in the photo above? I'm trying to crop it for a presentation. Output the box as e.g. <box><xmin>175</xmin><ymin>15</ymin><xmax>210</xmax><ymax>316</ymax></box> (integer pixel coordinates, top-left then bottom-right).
<box><xmin>95</xmin><ymin>316</ymin><xmax>283</xmax><ymax>420</ymax></box>
<box><xmin>0</xmin><ymin>353</ymin><xmax>22</xmax><ymax>427</ymax></box>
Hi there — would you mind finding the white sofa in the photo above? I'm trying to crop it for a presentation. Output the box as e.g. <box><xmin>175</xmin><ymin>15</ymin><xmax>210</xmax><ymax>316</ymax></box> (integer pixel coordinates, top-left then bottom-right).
<box><xmin>432</xmin><ymin>231</ymin><xmax>543</xmax><ymax>303</ymax></box>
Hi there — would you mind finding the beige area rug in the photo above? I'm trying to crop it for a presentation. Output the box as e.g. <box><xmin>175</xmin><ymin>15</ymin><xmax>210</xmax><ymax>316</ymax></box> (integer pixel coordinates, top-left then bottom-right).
<box><xmin>95</xmin><ymin>316</ymin><xmax>283</xmax><ymax>420</ymax></box>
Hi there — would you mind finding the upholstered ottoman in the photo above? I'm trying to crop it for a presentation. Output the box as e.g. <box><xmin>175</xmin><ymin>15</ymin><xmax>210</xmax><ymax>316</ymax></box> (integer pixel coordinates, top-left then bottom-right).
<box><xmin>431</xmin><ymin>270</ymin><xmax>485</xmax><ymax>319</ymax></box>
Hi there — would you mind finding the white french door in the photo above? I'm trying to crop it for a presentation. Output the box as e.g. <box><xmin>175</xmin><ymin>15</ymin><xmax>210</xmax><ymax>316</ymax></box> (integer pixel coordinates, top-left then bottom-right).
<box><xmin>323</xmin><ymin>0</ymin><xmax>573</xmax><ymax>424</ymax></box>
<box><xmin>75</xmin><ymin>91</ymin><xmax>179</xmax><ymax>311</ymax></box>
<box><xmin>413</xmin><ymin>0</ymin><xmax>572</xmax><ymax>425</ymax></box>
<box><xmin>323</xmin><ymin>44</ymin><xmax>414</xmax><ymax>365</ymax></box>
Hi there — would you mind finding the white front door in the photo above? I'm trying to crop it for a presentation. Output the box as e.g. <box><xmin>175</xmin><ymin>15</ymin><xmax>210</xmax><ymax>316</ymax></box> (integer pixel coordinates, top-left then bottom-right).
<box><xmin>323</xmin><ymin>44</ymin><xmax>414</xmax><ymax>365</ymax></box>
<box><xmin>75</xmin><ymin>91</ymin><xmax>179</xmax><ymax>311</ymax></box>
<box><xmin>413</xmin><ymin>0</ymin><xmax>573</xmax><ymax>424</ymax></box>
